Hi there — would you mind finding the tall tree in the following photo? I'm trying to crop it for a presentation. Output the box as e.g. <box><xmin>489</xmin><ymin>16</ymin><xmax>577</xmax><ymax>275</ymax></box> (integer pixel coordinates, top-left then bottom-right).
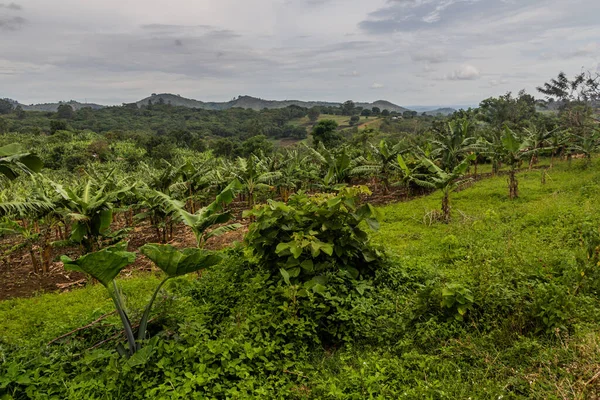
<box><xmin>312</xmin><ymin>119</ymin><xmax>341</xmax><ymax>148</ymax></box>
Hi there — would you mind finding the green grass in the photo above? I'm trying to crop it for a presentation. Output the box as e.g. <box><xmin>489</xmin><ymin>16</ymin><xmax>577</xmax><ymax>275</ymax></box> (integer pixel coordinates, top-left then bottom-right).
<box><xmin>2</xmin><ymin>159</ymin><xmax>600</xmax><ymax>398</ymax></box>
<box><xmin>289</xmin><ymin>114</ymin><xmax>378</xmax><ymax>130</ymax></box>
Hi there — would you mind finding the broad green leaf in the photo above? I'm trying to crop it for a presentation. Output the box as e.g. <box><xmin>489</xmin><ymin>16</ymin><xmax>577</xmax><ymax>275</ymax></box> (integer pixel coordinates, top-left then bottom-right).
<box><xmin>300</xmin><ymin>259</ymin><xmax>314</xmax><ymax>272</ymax></box>
<box><xmin>287</xmin><ymin>267</ymin><xmax>301</xmax><ymax>278</ymax></box>
<box><xmin>140</xmin><ymin>244</ymin><xmax>222</xmax><ymax>277</ymax></box>
<box><xmin>320</xmin><ymin>242</ymin><xmax>334</xmax><ymax>256</ymax></box>
<box><xmin>61</xmin><ymin>243</ymin><xmax>135</xmax><ymax>287</ymax></box>
<box><xmin>275</xmin><ymin>242</ymin><xmax>291</xmax><ymax>254</ymax></box>
<box><xmin>279</xmin><ymin>268</ymin><xmax>291</xmax><ymax>285</ymax></box>
<box><xmin>312</xmin><ymin>284</ymin><xmax>327</xmax><ymax>295</ymax></box>
<box><xmin>289</xmin><ymin>243</ymin><xmax>302</xmax><ymax>258</ymax></box>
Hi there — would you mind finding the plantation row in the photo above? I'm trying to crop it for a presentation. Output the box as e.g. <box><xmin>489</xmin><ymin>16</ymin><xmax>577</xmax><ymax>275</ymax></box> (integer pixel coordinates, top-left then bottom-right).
<box><xmin>0</xmin><ymin>114</ymin><xmax>597</xmax><ymax>277</ymax></box>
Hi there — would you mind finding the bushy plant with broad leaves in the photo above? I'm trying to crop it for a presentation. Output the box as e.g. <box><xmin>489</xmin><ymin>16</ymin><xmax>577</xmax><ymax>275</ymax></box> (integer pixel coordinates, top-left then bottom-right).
<box><xmin>244</xmin><ymin>186</ymin><xmax>385</xmax><ymax>343</ymax></box>
<box><xmin>244</xmin><ymin>185</ymin><xmax>383</xmax><ymax>288</ymax></box>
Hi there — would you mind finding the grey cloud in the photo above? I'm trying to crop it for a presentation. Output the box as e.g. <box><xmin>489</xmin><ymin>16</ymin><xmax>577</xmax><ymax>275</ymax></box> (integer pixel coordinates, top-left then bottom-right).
<box><xmin>0</xmin><ymin>15</ymin><xmax>25</xmax><ymax>30</ymax></box>
<box><xmin>411</xmin><ymin>49</ymin><xmax>447</xmax><ymax>63</ymax></box>
<box><xmin>141</xmin><ymin>24</ymin><xmax>212</xmax><ymax>30</ymax></box>
<box><xmin>0</xmin><ymin>3</ymin><xmax>21</xmax><ymax>10</ymax></box>
<box><xmin>567</xmin><ymin>43</ymin><xmax>598</xmax><ymax>58</ymax></box>
<box><xmin>339</xmin><ymin>70</ymin><xmax>360</xmax><ymax>77</ymax></box>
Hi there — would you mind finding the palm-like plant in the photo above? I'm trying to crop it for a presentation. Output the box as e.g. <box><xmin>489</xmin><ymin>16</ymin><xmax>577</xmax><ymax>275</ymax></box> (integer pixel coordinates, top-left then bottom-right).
<box><xmin>177</xmin><ymin>179</ymin><xmax>243</xmax><ymax>247</ymax></box>
<box><xmin>351</xmin><ymin>139</ymin><xmax>405</xmax><ymax>193</ymax></box>
<box><xmin>431</xmin><ymin>119</ymin><xmax>475</xmax><ymax>172</ymax></box>
<box><xmin>570</xmin><ymin>131</ymin><xmax>599</xmax><ymax>165</ymax></box>
<box><xmin>417</xmin><ymin>155</ymin><xmax>474</xmax><ymax>223</ymax></box>
<box><xmin>307</xmin><ymin>144</ymin><xmax>360</xmax><ymax>190</ymax></box>
<box><xmin>0</xmin><ymin>143</ymin><xmax>43</xmax><ymax>184</ymax></box>
<box><xmin>232</xmin><ymin>156</ymin><xmax>280</xmax><ymax>207</ymax></box>
<box><xmin>495</xmin><ymin>127</ymin><xmax>532</xmax><ymax>199</ymax></box>
<box><xmin>524</xmin><ymin>125</ymin><xmax>553</xmax><ymax>169</ymax></box>
<box><xmin>547</xmin><ymin>129</ymin><xmax>570</xmax><ymax>168</ymax></box>
<box><xmin>51</xmin><ymin>172</ymin><xmax>135</xmax><ymax>253</ymax></box>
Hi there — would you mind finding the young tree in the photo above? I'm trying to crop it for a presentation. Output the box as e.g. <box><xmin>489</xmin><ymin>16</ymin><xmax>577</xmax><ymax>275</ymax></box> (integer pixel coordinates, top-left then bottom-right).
<box><xmin>56</xmin><ymin>104</ymin><xmax>75</xmax><ymax>119</ymax></box>
<box><xmin>0</xmin><ymin>99</ymin><xmax>14</xmax><ymax>115</ymax></box>
<box><xmin>312</xmin><ymin>119</ymin><xmax>341</xmax><ymax>148</ymax></box>
<box><xmin>495</xmin><ymin>127</ymin><xmax>532</xmax><ymax>199</ymax></box>
<box><xmin>342</xmin><ymin>100</ymin><xmax>356</xmax><ymax>116</ymax></box>
<box><xmin>307</xmin><ymin>107</ymin><xmax>321</xmax><ymax>123</ymax></box>
<box><xmin>418</xmin><ymin>155</ymin><xmax>475</xmax><ymax>223</ymax></box>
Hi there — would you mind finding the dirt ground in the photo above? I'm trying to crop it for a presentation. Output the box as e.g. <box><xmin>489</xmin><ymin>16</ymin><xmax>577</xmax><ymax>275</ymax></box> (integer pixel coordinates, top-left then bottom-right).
<box><xmin>0</xmin><ymin>216</ymin><xmax>249</xmax><ymax>301</ymax></box>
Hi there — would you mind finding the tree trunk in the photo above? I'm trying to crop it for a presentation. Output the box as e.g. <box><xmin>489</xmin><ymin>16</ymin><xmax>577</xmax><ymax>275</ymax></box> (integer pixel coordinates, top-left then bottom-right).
<box><xmin>508</xmin><ymin>169</ymin><xmax>518</xmax><ymax>199</ymax></box>
<box><xmin>41</xmin><ymin>229</ymin><xmax>52</xmax><ymax>274</ymax></box>
<box><xmin>29</xmin><ymin>249</ymin><xmax>40</xmax><ymax>274</ymax></box>
<box><xmin>441</xmin><ymin>191</ymin><xmax>450</xmax><ymax>223</ymax></box>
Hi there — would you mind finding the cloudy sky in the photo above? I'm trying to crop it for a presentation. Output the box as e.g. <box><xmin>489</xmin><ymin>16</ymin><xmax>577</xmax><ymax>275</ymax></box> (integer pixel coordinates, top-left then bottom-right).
<box><xmin>1</xmin><ymin>0</ymin><xmax>599</xmax><ymax>107</ymax></box>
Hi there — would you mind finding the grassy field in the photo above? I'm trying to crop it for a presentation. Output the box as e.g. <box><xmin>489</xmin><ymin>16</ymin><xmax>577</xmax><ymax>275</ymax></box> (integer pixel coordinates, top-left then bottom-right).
<box><xmin>2</xmin><ymin>159</ymin><xmax>600</xmax><ymax>398</ymax></box>
<box><xmin>290</xmin><ymin>114</ymin><xmax>381</xmax><ymax>131</ymax></box>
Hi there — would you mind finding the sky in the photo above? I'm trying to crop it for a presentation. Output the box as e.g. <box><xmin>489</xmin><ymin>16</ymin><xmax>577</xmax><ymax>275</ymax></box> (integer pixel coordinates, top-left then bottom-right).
<box><xmin>1</xmin><ymin>0</ymin><xmax>599</xmax><ymax>107</ymax></box>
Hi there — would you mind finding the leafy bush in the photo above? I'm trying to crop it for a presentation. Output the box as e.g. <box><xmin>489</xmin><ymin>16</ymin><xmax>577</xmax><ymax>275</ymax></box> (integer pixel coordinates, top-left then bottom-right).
<box><xmin>244</xmin><ymin>186</ymin><xmax>383</xmax><ymax>287</ymax></box>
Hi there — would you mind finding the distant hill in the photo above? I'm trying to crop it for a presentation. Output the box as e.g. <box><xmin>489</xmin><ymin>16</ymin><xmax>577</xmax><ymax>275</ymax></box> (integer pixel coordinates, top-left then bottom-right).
<box><xmin>422</xmin><ymin>108</ymin><xmax>456</xmax><ymax>116</ymax></box>
<box><xmin>5</xmin><ymin>94</ymin><xmax>410</xmax><ymax>114</ymax></box>
<box><xmin>13</xmin><ymin>100</ymin><xmax>105</xmax><ymax>112</ymax></box>
<box><xmin>136</xmin><ymin>93</ymin><xmax>410</xmax><ymax>113</ymax></box>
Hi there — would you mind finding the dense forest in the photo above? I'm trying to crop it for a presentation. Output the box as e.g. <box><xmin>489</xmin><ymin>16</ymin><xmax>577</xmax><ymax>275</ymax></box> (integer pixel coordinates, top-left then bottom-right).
<box><xmin>1</xmin><ymin>70</ymin><xmax>600</xmax><ymax>398</ymax></box>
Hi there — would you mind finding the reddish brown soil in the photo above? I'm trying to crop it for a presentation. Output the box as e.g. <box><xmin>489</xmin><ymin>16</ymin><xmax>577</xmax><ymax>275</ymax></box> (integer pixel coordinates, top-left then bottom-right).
<box><xmin>0</xmin><ymin>215</ymin><xmax>249</xmax><ymax>301</ymax></box>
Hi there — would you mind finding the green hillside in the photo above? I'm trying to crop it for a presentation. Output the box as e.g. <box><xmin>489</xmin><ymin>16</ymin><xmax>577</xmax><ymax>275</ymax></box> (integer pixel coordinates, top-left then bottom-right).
<box><xmin>2</xmin><ymin>159</ymin><xmax>600</xmax><ymax>398</ymax></box>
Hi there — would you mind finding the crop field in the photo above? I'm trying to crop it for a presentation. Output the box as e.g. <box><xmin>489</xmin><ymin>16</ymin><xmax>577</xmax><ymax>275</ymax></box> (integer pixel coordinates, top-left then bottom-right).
<box><xmin>1</xmin><ymin>70</ymin><xmax>600</xmax><ymax>398</ymax></box>
<box><xmin>2</xmin><ymin>158</ymin><xmax>600</xmax><ymax>398</ymax></box>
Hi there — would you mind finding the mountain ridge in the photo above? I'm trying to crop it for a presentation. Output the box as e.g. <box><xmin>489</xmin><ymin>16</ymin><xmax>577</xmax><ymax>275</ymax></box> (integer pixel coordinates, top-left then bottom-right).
<box><xmin>135</xmin><ymin>93</ymin><xmax>411</xmax><ymax>113</ymax></box>
<box><xmin>4</xmin><ymin>93</ymin><xmax>417</xmax><ymax>113</ymax></box>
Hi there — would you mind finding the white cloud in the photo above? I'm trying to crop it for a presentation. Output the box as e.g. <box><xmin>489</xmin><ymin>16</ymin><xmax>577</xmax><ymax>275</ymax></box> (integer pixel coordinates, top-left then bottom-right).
<box><xmin>447</xmin><ymin>64</ymin><xmax>480</xmax><ymax>80</ymax></box>
<box><xmin>371</xmin><ymin>82</ymin><xmax>384</xmax><ymax>89</ymax></box>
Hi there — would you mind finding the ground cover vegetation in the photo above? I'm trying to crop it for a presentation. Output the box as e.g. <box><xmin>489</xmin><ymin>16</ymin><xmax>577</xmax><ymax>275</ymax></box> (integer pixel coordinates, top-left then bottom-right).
<box><xmin>0</xmin><ymin>71</ymin><xmax>600</xmax><ymax>398</ymax></box>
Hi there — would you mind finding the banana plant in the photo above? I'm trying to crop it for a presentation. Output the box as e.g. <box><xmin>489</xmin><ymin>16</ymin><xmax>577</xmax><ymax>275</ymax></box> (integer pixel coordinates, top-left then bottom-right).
<box><xmin>232</xmin><ymin>156</ymin><xmax>280</xmax><ymax>207</ymax></box>
<box><xmin>570</xmin><ymin>131</ymin><xmax>599</xmax><ymax>165</ymax></box>
<box><xmin>351</xmin><ymin>139</ymin><xmax>405</xmax><ymax>193</ymax></box>
<box><xmin>394</xmin><ymin>153</ymin><xmax>431</xmax><ymax>198</ymax></box>
<box><xmin>431</xmin><ymin>119</ymin><xmax>475</xmax><ymax>172</ymax></box>
<box><xmin>524</xmin><ymin>125</ymin><xmax>554</xmax><ymax>169</ymax></box>
<box><xmin>496</xmin><ymin>127</ymin><xmax>532</xmax><ymax>199</ymax></box>
<box><xmin>51</xmin><ymin>172</ymin><xmax>135</xmax><ymax>253</ymax></box>
<box><xmin>177</xmin><ymin>179</ymin><xmax>243</xmax><ymax>247</ymax></box>
<box><xmin>417</xmin><ymin>154</ymin><xmax>475</xmax><ymax>223</ymax></box>
<box><xmin>0</xmin><ymin>143</ymin><xmax>43</xmax><ymax>184</ymax></box>
<box><xmin>135</xmin><ymin>188</ymin><xmax>184</xmax><ymax>243</ymax></box>
<box><xmin>61</xmin><ymin>242</ymin><xmax>222</xmax><ymax>356</ymax></box>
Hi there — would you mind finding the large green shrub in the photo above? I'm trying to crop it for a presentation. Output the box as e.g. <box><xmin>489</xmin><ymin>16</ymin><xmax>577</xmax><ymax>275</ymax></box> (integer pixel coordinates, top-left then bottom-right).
<box><xmin>244</xmin><ymin>186</ymin><xmax>383</xmax><ymax>288</ymax></box>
